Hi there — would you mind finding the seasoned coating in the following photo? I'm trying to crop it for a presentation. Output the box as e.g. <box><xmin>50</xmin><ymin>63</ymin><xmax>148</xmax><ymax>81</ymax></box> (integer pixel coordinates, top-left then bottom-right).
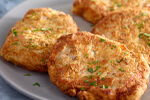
<box><xmin>72</xmin><ymin>0</ymin><xmax>150</xmax><ymax>24</ymax></box>
<box><xmin>48</xmin><ymin>31</ymin><xmax>149</xmax><ymax>100</ymax></box>
<box><xmin>92</xmin><ymin>8</ymin><xmax>150</xmax><ymax>65</ymax></box>
<box><xmin>0</xmin><ymin>8</ymin><xmax>78</xmax><ymax>72</ymax></box>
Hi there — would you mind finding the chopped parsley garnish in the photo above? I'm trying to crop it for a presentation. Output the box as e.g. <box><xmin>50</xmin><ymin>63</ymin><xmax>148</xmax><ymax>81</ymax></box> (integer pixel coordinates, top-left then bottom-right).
<box><xmin>34</xmin><ymin>29</ymin><xmax>40</xmax><ymax>31</ymax></box>
<box><xmin>138</xmin><ymin>23</ymin><xmax>144</xmax><ymax>29</ymax></box>
<box><xmin>92</xmin><ymin>61</ymin><xmax>98</xmax><ymax>64</ymax></box>
<box><xmin>85</xmin><ymin>80</ymin><xmax>89</xmax><ymax>82</ymax></box>
<box><xmin>142</xmin><ymin>13</ymin><xmax>147</xmax><ymax>16</ymax></box>
<box><xmin>87</xmin><ymin>62</ymin><xmax>92</xmax><ymax>64</ymax></box>
<box><xmin>42</xmin><ymin>58</ymin><xmax>45</xmax><ymax>62</ymax></box>
<box><xmin>117</xmin><ymin>3</ymin><xmax>122</xmax><ymax>7</ymax></box>
<box><xmin>124</xmin><ymin>52</ymin><xmax>128</xmax><ymax>55</ymax></box>
<box><xmin>32</xmin><ymin>45</ymin><xmax>37</xmax><ymax>48</ymax></box>
<box><xmin>13</xmin><ymin>42</ymin><xmax>18</xmax><ymax>45</ymax></box>
<box><xmin>147</xmin><ymin>43</ymin><xmax>150</xmax><ymax>47</ymax></box>
<box><xmin>24</xmin><ymin>27</ymin><xmax>28</xmax><ymax>30</ymax></box>
<box><xmin>119</xmin><ymin>68</ymin><xmax>123</xmax><ymax>72</ymax></box>
<box><xmin>111</xmin><ymin>45</ymin><xmax>116</xmax><ymax>49</ymax></box>
<box><xmin>33</xmin><ymin>82</ymin><xmax>40</xmax><ymax>87</ymax></box>
<box><xmin>88</xmin><ymin>68</ymin><xmax>93</xmax><ymax>73</ymax></box>
<box><xmin>94</xmin><ymin>66</ymin><xmax>101</xmax><ymax>72</ymax></box>
<box><xmin>139</xmin><ymin>33</ymin><xmax>150</xmax><ymax>38</ymax></box>
<box><xmin>102</xmin><ymin>77</ymin><xmax>105</xmax><ymax>80</ymax></box>
<box><xmin>30</xmin><ymin>38</ymin><xmax>32</xmax><ymax>40</ymax></box>
<box><xmin>98</xmin><ymin>71</ymin><xmax>102</xmax><ymax>75</ymax></box>
<box><xmin>145</xmin><ymin>21</ymin><xmax>148</xmax><ymax>23</ymax></box>
<box><xmin>136</xmin><ymin>15</ymin><xmax>140</xmax><ymax>18</ymax></box>
<box><xmin>110</xmin><ymin>7</ymin><xmax>114</xmax><ymax>11</ymax></box>
<box><xmin>41</xmin><ymin>28</ymin><xmax>46</xmax><ymax>31</ymax></box>
<box><xmin>87</xmin><ymin>75</ymin><xmax>94</xmax><ymax>79</ymax></box>
<box><xmin>117</xmin><ymin>58</ymin><xmax>123</xmax><ymax>63</ymax></box>
<box><xmin>81</xmin><ymin>88</ymin><xmax>85</xmax><ymax>91</ymax></box>
<box><xmin>13</xmin><ymin>29</ymin><xmax>17</xmax><ymax>36</ymax></box>
<box><xmin>99</xmin><ymin>38</ymin><xmax>106</xmax><ymax>42</ymax></box>
<box><xmin>89</xmin><ymin>81</ymin><xmax>97</xmax><ymax>86</ymax></box>
<box><xmin>90</xmin><ymin>24</ymin><xmax>94</xmax><ymax>27</ymax></box>
<box><xmin>29</xmin><ymin>42</ymin><xmax>33</xmax><ymax>43</ymax></box>
<box><xmin>32</xmin><ymin>12</ymin><xmax>35</xmax><ymax>15</ymax></box>
<box><xmin>22</xmin><ymin>19</ymin><xmax>24</xmax><ymax>22</ymax></box>
<box><xmin>24</xmin><ymin>74</ymin><xmax>31</xmax><ymax>76</ymax></box>
<box><xmin>47</xmin><ymin>28</ymin><xmax>53</xmax><ymax>30</ymax></box>
<box><xmin>54</xmin><ymin>32</ymin><xmax>57</xmax><ymax>34</ymax></box>
<box><xmin>85</xmin><ymin>54</ymin><xmax>88</xmax><ymax>58</ymax></box>
<box><xmin>21</xmin><ymin>30</ymin><xmax>24</xmax><ymax>34</ymax></box>
<box><xmin>103</xmin><ymin>85</ymin><xmax>108</xmax><ymax>89</ymax></box>
<box><xmin>26</xmin><ymin>46</ymin><xmax>30</xmax><ymax>48</ymax></box>
<box><xmin>124</xmin><ymin>26</ymin><xmax>127</xmax><ymax>29</ymax></box>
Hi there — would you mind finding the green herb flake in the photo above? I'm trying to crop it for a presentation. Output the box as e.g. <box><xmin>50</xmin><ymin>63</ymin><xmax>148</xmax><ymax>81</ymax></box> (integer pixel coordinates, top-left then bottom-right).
<box><xmin>94</xmin><ymin>66</ymin><xmax>101</xmax><ymax>72</ymax></box>
<box><xmin>136</xmin><ymin>15</ymin><xmax>140</xmax><ymax>18</ymax></box>
<box><xmin>34</xmin><ymin>29</ymin><xmax>40</xmax><ymax>31</ymax></box>
<box><xmin>26</xmin><ymin>46</ymin><xmax>30</xmax><ymax>48</ymax></box>
<box><xmin>32</xmin><ymin>12</ymin><xmax>35</xmax><ymax>15</ymax></box>
<box><xmin>85</xmin><ymin>80</ymin><xmax>89</xmax><ymax>82</ymax></box>
<box><xmin>54</xmin><ymin>32</ymin><xmax>57</xmax><ymax>34</ymax></box>
<box><xmin>99</xmin><ymin>38</ymin><xmax>106</xmax><ymax>42</ymax></box>
<box><xmin>30</xmin><ymin>38</ymin><xmax>32</xmax><ymax>41</ymax></box>
<box><xmin>110</xmin><ymin>7</ymin><xmax>114</xmax><ymax>11</ymax></box>
<box><xmin>92</xmin><ymin>61</ymin><xmax>98</xmax><ymax>64</ymax></box>
<box><xmin>138</xmin><ymin>23</ymin><xmax>144</xmax><ymax>29</ymax></box>
<box><xmin>13</xmin><ymin>29</ymin><xmax>17</xmax><ymax>36</ymax></box>
<box><xmin>147</xmin><ymin>43</ymin><xmax>150</xmax><ymax>47</ymax></box>
<box><xmin>81</xmin><ymin>88</ymin><xmax>85</xmax><ymax>91</ymax></box>
<box><xmin>21</xmin><ymin>30</ymin><xmax>24</xmax><ymax>34</ymax></box>
<box><xmin>42</xmin><ymin>58</ymin><xmax>45</xmax><ymax>62</ymax></box>
<box><xmin>103</xmin><ymin>85</ymin><xmax>108</xmax><ymax>89</ymax></box>
<box><xmin>32</xmin><ymin>45</ymin><xmax>37</xmax><ymax>48</ymax></box>
<box><xmin>87</xmin><ymin>62</ymin><xmax>92</xmax><ymax>64</ymax></box>
<box><xmin>90</xmin><ymin>24</ymin><xmax>94</xmax><ymax>27</ymax></box>
<box><xmin>111</xmin><ymin>45</ymin><xmax>116</xmax><ymax>49</ymax></box>
<box><xmin>13</xmin><ymin>42</ymin><xmax>18</xmax><ymax>45</ymax></box>
<box><xmin>145</xmin><ymin>21</ymin><xmax>148</xmax><ymax>23</ymax></box>
<box><xmin>24</xmin><ymin>27</ymin><xmax>28</xmax><ymax>30</ymax></box>
<box><xmin>88</xmin><ymin>68</ymin><xmax>93</xmax><ymax>73</ymax></box>
<box><xmin>22</xmin><ymin>19</ymin><xmax>24</xmax><ymax>22</ymax></box>
<box><xmin>117</xmin><ymin>58</ymin><xmax>123</xmax><ymax>63</ymax></box>
<box><xmin>102</xmin><ymin>77</ymin><xmax>105</xmax><ymax>80</ymax></box>
<box><xmin>85</xmin><ymin>54</ymin><xmax>88</xmax><ymax>58</ymax></box>
<box><xmin>119</xmin><ymin>68</ymin><xmax>123</xmax><ymax>72</ymax></box>
<box><xmin>142</xmin><ymin>13</ymin><xmax>147</xmax><ymax>16</ymax></box>
<box><xmin>89</xmin><ymin>81</ymin><xmax>97</xmax><ymax>86</ymax></box>
<box><xmin>47</xmin><ymin>28</ymin><xmax>53</xmax><ymax>31</ymax></box>
<box><xmin>124</xmin><ymin>26</ymin><xmax>127</xmax><ymax>29</ymax></box>
<box><xmin>117</xmin><ymin>3</ymin><xmax>122</xmax><ymax>7</ymax></box>
<box><xmin>41</xmin><ymin>28</ymin><xmax>46</xmax><ymax>31</ymax></box>
<box><xmin>139</xmin><ymin>33</ymin><xmax>150</xmax><ymax>38</ymax></box>
<box><xmin>98</xmin><ymin>71</ymin><xmax>102</xmax><ymax>75</ymax></box>
<box><xmin>87</xmin><ymin>75</ymin><xmax>94</xmax><ymax>79</ymax></box>
<box><xmin>33</xmin><ymin>82</ymin><xmax>40</xmax><ymax>87</ymax></box>
<box><xmin>24</xmin><ymin>74</ymin><xmax>31</xmax><ymax>76</ymax></box>
<box><xmin>29</xmin><ymin>42</ymin><xmax>33</xmax><ymax>43</ymax></box>
<box><xmin>124</xmin><ymin>52</ymin><xmax>128</xmax><ymax>55</ymax></box>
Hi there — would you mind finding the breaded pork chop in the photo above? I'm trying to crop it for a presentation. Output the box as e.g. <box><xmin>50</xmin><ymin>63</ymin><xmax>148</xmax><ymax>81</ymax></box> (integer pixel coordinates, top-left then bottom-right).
<box><xmin>72</xmin><ymin>0</ymin><xmax>150</xmax><ymax>24</ymax></box>
<box><xmin>48</xmin><ymin>31</ymin><xmax>149</xmax><ymax>100</ymax></box>
<box><xmin>92</xmin><ymin>8</ymin><xmax>150</xmax><ymax>65</ymax></box>
<box><xmin>0</xmin><ymin>8</ymin><xmax>78</xmax><ymax>72</ymax></box>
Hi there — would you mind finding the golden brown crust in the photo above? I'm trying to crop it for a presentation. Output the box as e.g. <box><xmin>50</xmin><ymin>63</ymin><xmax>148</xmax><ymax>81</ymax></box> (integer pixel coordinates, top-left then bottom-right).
<box><xmin>48</xmin><ymin>31</ymin><xmax>149</xmax><ymax>100</ymax></box>
<box><xmin>72</xmin><ymin>0</ymin><xmax>150</xmax><ymax>24</ymax></box>
<box><xmin>0</xmin><ymin>8</ymin><xmax>78</xmax><ymax>72</ymax></box>
<box><xmin>92</xmin><ymin>8</ymin><xmax>150</xmax><ymax>66</ymax></box>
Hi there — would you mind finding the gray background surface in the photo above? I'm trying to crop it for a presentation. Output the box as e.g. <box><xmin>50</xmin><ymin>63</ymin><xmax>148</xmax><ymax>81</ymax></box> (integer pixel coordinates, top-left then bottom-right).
<box><xmin>0</xmin><ymin>0</ymin><xmax>32</xmax><ymax>100</ymax></box>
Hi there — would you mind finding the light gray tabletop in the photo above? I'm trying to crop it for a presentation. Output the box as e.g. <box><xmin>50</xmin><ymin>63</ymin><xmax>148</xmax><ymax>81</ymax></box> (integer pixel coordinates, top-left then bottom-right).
<box><xmin>0</xmin><ymin>0</ymin><xmax>32</xmax><ymax>100</ymax></box>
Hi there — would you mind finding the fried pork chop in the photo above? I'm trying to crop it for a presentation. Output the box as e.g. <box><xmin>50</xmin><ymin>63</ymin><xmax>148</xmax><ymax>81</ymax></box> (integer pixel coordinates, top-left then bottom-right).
<box><xmin>72</xmin><ymin>0</ymin><xmax>150</xmax><ymax>24</ymax></box>
<box><xmin>0</xmin><ymin>8</ymin><xmax>78</xmax><ymax>72</ymax></box>
<box><xmin>48</xmin><ymin>31</ymin><xmax>149</xmax><ymax>100</ymax></box>
<box><xmin>92</xmin><ymin>8</ymin><xmax>150</xmax><ymax>65</ymax></box>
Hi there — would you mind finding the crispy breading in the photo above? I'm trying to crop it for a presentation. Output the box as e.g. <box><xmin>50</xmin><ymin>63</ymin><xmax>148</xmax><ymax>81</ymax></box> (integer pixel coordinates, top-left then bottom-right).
<box><xmin>92</xmin><ymin>8</ymin><xmax>150</xmax><ymax>65</ymax></box>
<box><xmin>48</xmin><ymin>31</ymin><xmax>149</xmax><ymax>100</ymax></box>
<box><xmin>72</xmin><ymin>0</ymin><xmax>150</xmax><ymax>24</ymax></box>
<box><xmin>0</xmin><ymin>8</ymin><xmax>78</xmax><ymax>72</ymax></box>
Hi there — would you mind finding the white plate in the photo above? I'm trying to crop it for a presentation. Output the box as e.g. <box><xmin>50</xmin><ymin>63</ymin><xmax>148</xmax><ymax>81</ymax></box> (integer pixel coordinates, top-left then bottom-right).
<box><xmin>0</xmin><ymin>0</ymin><xmax>150</xmax><ymax>100</ymax></box>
